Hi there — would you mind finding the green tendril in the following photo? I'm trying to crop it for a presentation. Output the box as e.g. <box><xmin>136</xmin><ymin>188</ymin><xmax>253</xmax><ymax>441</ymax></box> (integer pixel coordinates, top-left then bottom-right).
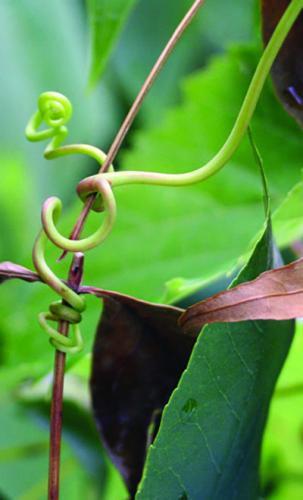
<box><xmin>38</xmin><ymin>313</ymin><xmax>83</xmax><ymax>354</ymax></box>
<box><xmin>42</xmin><ymin>177</ymin><xmax>116</xmax><ymax>252</ymax></box>
<box><xmin>79</xmin><ymin>0</ymin><xmax>303</xmax><ymax>190</ymax></box>
<box><xmin>26</xmin><ymin>91</ymin><xmax>72</xmax><ymax>154</ymax></box>
<box><xmin>26</xmin><ymin>0</ymin><xmax>303</xmax><ymax>354</ymax></box>
<box><xmin>32</xmin><ymin>229</ymin><xmax>86</xmax><ymax>353</ymax></box>
<box><xmin>26</xmin><ymin>91</ymin><xmax>118</xmax><ymax>353</ymax></box>
<box><xmin>25</xmin><ymin>91</ymin><xmax>114</xmax><ymax>167</ymax></box>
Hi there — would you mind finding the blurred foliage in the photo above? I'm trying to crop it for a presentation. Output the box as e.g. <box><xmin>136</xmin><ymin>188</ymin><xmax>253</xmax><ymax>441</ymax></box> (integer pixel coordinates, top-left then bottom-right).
<box><xmin>0</xmin><ymin>400</ymin><xmax>105</xmax><ymax>499</ymax></box>
<box><xmin>86</xmin><ymin>0</ymin><xmax>138</xmax><ymax>88</ymax></box>
<box><xmin>261</xmin><ymin>322</ymin><xmax>303</xmax><ymax>499</ymax></box>
<box><xmin>0</xmin><ymin>0</ymin><xmax>303</xmax><ymax>498</ymax></box>
<box><xmin>112</xmin><ymin>0</ymin><xmax>256</xmax><ymax>125</ymax></box>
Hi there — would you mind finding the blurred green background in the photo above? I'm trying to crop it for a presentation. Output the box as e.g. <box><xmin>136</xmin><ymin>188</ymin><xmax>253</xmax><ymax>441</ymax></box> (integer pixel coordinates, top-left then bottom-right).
<box><xmin>0</xmin><ymin>0</ymin><xmax>303</xmax><ymax>498</ymax></box>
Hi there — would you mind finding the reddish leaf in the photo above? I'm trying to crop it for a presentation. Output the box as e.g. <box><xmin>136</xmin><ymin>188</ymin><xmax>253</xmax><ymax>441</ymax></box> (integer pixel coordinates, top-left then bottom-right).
<box><xmin>261</xmin><ymin>0</ymin><xmax>303</xmax><ymax>125</ymax></box>
<box><xmin>0</xmin><ymin>261</ymin><xmax>41</xmax><ymax>284</ymax></box>
<box><xmin>180</xmin><ymin>257</ymin><xmax>303</xmax><ymax>335</ymax></box>
<box><xmin>83</xmin><ymin>287</ymin><xmax>197</xmax><ymax>498</ymax></box>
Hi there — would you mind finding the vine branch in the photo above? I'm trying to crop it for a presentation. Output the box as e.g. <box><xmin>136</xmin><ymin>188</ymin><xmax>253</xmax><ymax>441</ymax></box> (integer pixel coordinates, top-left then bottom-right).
<box><xmin>64</xmin><ymin>0</ymin><xmax>303</xmax><ymax>254</ymax></box>
<box><xmin>48</xmin><ymin>253</ymin><xmax>84</xmax><ymax>500</ymax></box>
<box><xmin>24</xmin><ymin>1</ymin><xmax>303</xmax><ymax>499</ymax></box>
<box><xmin>30</xmin><ymin>1</ymin><xmax>207</xmax><ymax>498</ymax></box>
<box><xmin>63</xmin><ymin>0</ymin><xmax>206</xmax><ymax>250</ymax></box>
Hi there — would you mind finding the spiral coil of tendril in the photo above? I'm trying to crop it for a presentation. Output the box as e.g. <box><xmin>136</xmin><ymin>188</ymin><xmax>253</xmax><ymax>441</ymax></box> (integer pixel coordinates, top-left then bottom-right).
<box><xmin>26</xmin><ymin>92</ymin><xmax>117</xmax><ymax>354</ymax></box>
<box><xmin>27</xmin><ymin>0</ymin><xmax>300</xmax><ymax>353</ymax></box>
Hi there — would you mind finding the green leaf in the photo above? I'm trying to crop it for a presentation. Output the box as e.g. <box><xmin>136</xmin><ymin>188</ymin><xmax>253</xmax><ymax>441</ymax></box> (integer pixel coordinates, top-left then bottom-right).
<box><xmin>261</xmin><ymin>321</ymin><xmax>303</xmax><ymax>497</ymax></box>
<box><xmin>84</xmin><ymin>45</ymin><xmax>303</xmax><ymax>301</ymax></box>
<box><xmin>86</xmin><ymin>0</ymin><xmax>138</xmax><ymax>88</ymax></box>
<box><xmin>136</xmin><ymin>218</ymin><xmax>295</xmax><ymax>499</ymax></box>
<box><xmin>1</xmin><ymin>45</ymin><xmax>302</xmax><ymax>386</ymax></box>
<box><xmin>273</xmin><ymin>181</ymin><xmax>303</xmax><ymax>248</ymax></box>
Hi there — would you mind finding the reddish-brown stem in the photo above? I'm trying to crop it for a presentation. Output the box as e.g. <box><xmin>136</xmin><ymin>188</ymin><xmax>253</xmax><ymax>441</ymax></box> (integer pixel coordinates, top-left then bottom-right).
<box><xmin>99</xmin><ymin>0</ymin><xmax>206</xmax><ymax>175</ymax></box>
<box><xmin>48</xmin><ymin>254</ymin><xmax>84</xmax><ymax>500</ymax></box>
<box><xmin>48</xmin><ymin>327</ymin><xmax>68</xmax><ymax>500</ymax></box>
<box><xmin>59</xmin><ymin>0</ymin><xmax>205</xmax><ymax>259</ymax></box>
<box><xmin>50</xmin><ymin>0</ymin><xmax>205</xmax><ymax>493</ymax></box>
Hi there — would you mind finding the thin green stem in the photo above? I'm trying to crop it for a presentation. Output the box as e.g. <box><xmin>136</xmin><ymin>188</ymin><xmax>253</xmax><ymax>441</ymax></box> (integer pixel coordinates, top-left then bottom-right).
<box><xmin>98</xmin><ymin>0</ymin><xmax>207</xmax><ymax>175</ymax></box>
<box><xmin>27</xmin><ymin>0</ymin><xmax>303</xmax><ymax>261</ymax></box>
<box><xmin>45</xmin><ymin>144</ymin><xmax>107</xmax><ymax>163</ymax></box>
<box><xmin>79</xmin><ymin>0</ymin><xmax>303</xmax><ymax>190</ymax></box>
<box><xmin>24</xmin><ymin>3</ymin><xmax>303</xmax><ymax>498</ymax></box>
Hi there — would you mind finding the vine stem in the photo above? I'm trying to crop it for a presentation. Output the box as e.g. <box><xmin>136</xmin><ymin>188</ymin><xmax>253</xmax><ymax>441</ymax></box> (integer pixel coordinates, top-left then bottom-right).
<box><xmin>48</xmin><ymin>0</ymin><xmax>207</xmax><ymax>495</ymax></box>
<box><xmin>48</xmin><ymin>253</ymin><xmax>84</xmax><ymax>500</ymax></box>
<box><xmin>62</xmin><ymin>0</ymin><xmax>206</xmax><ymax>253</ymax></box>
<box><xmin>63</xmin><ymin>0</ymin><xmax>303</xmax><ymax>251</ymax></box>
<box><xmin>45</xmin><ymin>0</ymin><xmax>303</xmax><ymax>496</ymax></box>
<box><xmin>81</xmin><ymin>0</ymin><xmax>303</xmax><ymax>189</ymax></box>
<box><xmin>99</xmin><ymin>0</ymin><xmax>206</xmax><ymax>174</ymax></box>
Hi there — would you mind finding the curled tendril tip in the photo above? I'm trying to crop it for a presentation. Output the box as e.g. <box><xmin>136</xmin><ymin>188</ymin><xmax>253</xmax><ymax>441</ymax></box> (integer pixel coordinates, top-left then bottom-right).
<box><xmin>26</xmin><ymin>0</ymin><xmax>303</xmax><ymax>353</ymax></box>
<box><xmin>26</xmin><ymin>91</ymin><xmax>116</xmax><ymax>353</ymax></box>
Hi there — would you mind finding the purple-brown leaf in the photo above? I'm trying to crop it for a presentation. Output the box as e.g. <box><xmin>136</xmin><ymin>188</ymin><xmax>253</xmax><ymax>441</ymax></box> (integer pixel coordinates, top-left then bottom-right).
<box><xmin>180</xmin><ymin>257</ymin><xmax>303</xmax><ymax>335</ymax></box>
<box><xmin>0</xmin><ymin>261</ymin><xmax>41</xmax><ymax>284</ymax></box>
<box><xmin>85</xmin><ymin>287</ymin><xmax>197</xmax><ymax>498</ymax></box>
<box><xmin>261</xmin><ymin>0</ymin><xmax>303</xmax><ymax>126</ymax></box>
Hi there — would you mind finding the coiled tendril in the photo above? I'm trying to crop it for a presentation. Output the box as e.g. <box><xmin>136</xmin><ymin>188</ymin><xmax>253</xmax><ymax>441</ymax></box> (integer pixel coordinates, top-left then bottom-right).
<box><xmin>26</xmin><ymin>0</ymin><xmax>303</xmax><ymax>354</ymax></box>
<box><xmin>26</xmin><ymin>92</ymin><xmax>117</xmax><ymax>353</ymax></box>
<box><xmin>26</xmin><ymin>92</ymin><xmax>72</xmax><ymax>154</ymax></box>
<box><xmin>33</xmin><ymin>230</ymin><xmax>86</xmax><ymax>353</ymax></box>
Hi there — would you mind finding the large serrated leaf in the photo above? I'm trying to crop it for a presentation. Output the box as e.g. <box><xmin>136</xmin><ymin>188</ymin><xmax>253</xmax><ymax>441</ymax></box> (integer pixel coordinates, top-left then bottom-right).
<box><xmin>136</xmin><ymin>218</ymin><xmax>295</xmax><ymax>499</ymax></box>
<box><xmin>86</xmin><ymin>0</ymin><xmax>138</xmax><ymax>87</ymax></box>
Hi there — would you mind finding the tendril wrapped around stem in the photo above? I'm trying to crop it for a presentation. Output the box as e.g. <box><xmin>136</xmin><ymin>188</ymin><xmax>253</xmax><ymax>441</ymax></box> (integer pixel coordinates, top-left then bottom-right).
<box><xmin>26</xmin><ymin>0</ymin><xmax>303</xmax><ymax>354</ymax></box>
<box><xmin>42</xmin><ymin>177</ymin><xmax>116</xmax><ymax>252</ymax></box>
<box><xmin>32</xmin><ymin>229</ymin><xmax>86</xmax><ymax>353</ymax></box>
<box><xmin>26</xmin><ymin>91</ymin><xmax>116</xmax><ymax>353</ymax></box>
